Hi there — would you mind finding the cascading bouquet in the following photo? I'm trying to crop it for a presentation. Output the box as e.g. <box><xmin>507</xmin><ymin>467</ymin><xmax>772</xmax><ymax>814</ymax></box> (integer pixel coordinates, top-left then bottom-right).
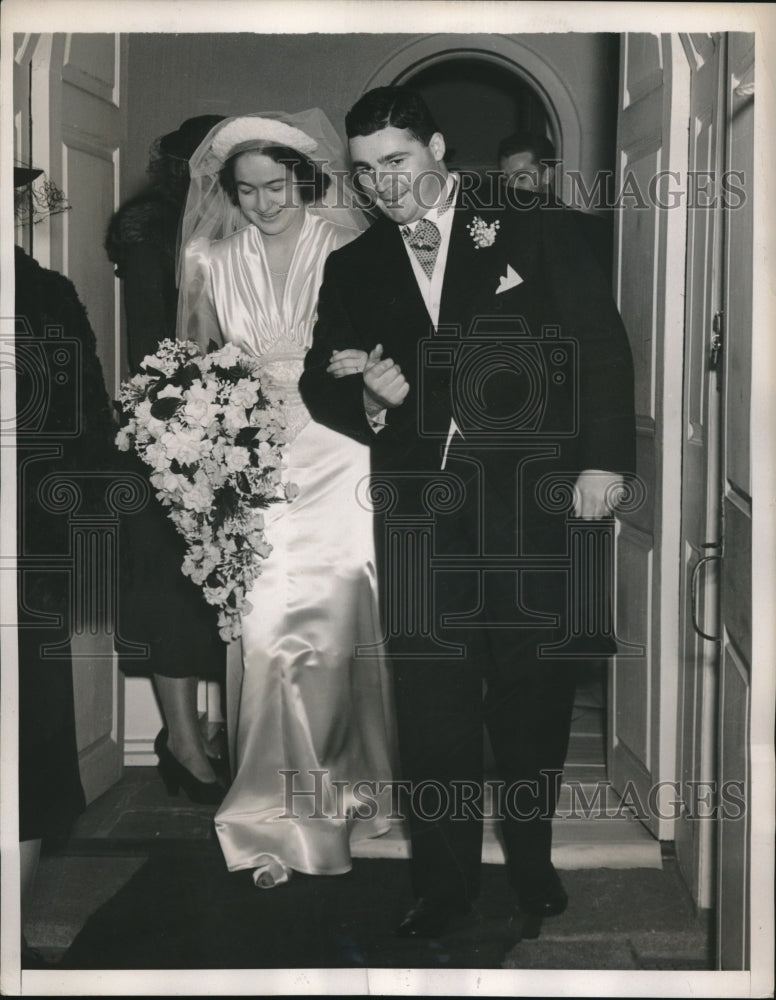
<box><xmin>116</xmin><ymin>338</ymin><xmax>297</xmax><ymax>641</ymax></box>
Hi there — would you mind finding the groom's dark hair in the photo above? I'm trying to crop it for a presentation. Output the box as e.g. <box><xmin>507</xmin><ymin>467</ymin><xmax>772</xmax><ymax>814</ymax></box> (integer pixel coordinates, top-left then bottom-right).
<box><xmin>345</xmin><ymin>86</ymin><xmax>439</xmax><ymax>145</ymax></box>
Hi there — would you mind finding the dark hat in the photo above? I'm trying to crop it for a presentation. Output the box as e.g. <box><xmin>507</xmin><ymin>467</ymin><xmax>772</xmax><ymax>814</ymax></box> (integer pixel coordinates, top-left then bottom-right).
<box><xmin>158</xmin><ymin>115</ymin><xmax>226</xmax><ymax>160</ymax></box>
<box><xmin>14</xmin><ymin>166</ymin><xmax>43</xmax><ymax>188</ymax></box>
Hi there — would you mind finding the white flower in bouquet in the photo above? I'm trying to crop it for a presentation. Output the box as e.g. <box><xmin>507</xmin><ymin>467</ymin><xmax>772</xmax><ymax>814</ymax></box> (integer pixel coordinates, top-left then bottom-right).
<box><xmin>252</xmin><ymin>537</ymin><xmax>273</xmax><ymax>560</ymax></box>
<box><xmin>133</xmin><ymin>399</ymin><xmax>168</xmax><ymax>440</ymax></box>
<box><xmin>141</xmin><ymin>340</ymin><xmax>199</xmax><ymax>376</ymax></box>
<box><xmin>182</xmin><ymin>479</ymin><xmax>214</xmax><ymax>515</ymax></box>
<box><xmin>254</xmin><ymin>439</ymin><xmax>276</xmax><ymax>463</ymax></box>
<box><xmin>161</xmin><ymin>427</ymin><xmax>207</xmax><ymax>467</ymax></box>
<box><xmin>182</xmin><ymin>382</ymin><xmax>220</xmax><ymax>429</ymax></box>
<box><xmin>204</xmin><ymin>581</ymin><xmax>236</xmax><ymax>607</ymax></box>
<box><xmin>115</xmin><ymin>426</ymin><xmax>134</xmax><ymax>452</ymax></box>
<box><xmin>175</xmin><ymin>509</ymin><xmax>200</xmax><ymax>535</ymax></box>
<box><xmin>230</xmin><ymin>378</ymin><xmax>260</xmax><ymax>409</ymax></box>
<box><xmin>224</xmin><ymin>445</ymin><xmax>252</xmax><ymax>473</ymax></box>
<box><xmin>144</xmin><ymin>441</ymin><xmax>170</xmax><ymax>471</ymax></box>
<box><xmin>119</xmin><ymin>374</ymin><xmax>154</xmax><ymax>409</ymax></box>
<box><xmin>150</xmin><ymin>467</ymin><xmax>182</xmax><ymax>499</ymax></box>
<box><xmin>209</xmin><ymin>438</ymin><xmax>227</xmax><ymax>461</ymax></box>
<box><xmin>209</xmin><ymin>341</ymin><xmax>244</xmax><ymax>369</ymax></box>
<box><xmin>221</xmin><ymin>401</ymin><xmax>252</xmax><ymax>434</ymax></box>
<box><xmin>157</xmin><ymin>383</ymin><xmax>183</xmax><ymax>401</ymax></box>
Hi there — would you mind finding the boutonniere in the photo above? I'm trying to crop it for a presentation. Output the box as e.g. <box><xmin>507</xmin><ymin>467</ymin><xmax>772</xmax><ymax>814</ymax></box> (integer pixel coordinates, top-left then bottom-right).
<box><xmin>467</xmin><ymin>215</ymin><xmax>500</xmax><ymax>249</ymax></box>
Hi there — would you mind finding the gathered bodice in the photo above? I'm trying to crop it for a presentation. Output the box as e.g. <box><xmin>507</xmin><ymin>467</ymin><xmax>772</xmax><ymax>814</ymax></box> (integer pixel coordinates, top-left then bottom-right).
<box><xmin>180</xmin><ymin>211</ymin><xmax>356</xmax><ymax>437</ymax></box>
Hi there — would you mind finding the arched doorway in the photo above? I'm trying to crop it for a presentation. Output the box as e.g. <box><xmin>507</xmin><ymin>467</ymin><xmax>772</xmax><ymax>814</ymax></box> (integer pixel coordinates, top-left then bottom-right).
<box><xmin>402</xmin><ymin>57</ymin><xmax>554</xmax><ymax>176</ymax></box>
<box><xmin>360</xmin><ymin>34</ymin><xmax>586</xmax><ymax>203</ymax></box>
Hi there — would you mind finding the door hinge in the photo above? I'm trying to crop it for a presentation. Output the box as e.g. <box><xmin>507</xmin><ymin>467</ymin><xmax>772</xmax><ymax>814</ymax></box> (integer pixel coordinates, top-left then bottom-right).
<box><xmin>710</xmin><ymin>311</ymin><xmax>724</xmax><ymax>371</ymax></box>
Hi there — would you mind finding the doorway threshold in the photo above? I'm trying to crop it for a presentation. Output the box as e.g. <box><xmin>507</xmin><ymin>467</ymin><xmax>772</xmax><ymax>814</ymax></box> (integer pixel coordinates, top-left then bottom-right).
<box><xmin>353</xmin><ymin>697</ymin><xmax>663</xmax><ymax>871</ymax></box>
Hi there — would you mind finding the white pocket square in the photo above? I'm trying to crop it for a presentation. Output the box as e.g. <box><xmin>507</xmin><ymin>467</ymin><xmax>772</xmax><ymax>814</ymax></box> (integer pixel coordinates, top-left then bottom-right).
<box><xmin>496</xmin><ymin>264</ymin><xmax>523</xmax><ymax>294</ymax></box>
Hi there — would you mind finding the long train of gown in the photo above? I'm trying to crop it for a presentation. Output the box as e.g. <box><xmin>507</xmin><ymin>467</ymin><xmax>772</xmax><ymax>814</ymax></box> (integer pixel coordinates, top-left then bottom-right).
<box><xmin>181</xmin><ymin>212</ymin><xmax>395</xmax><ymax>874</ymax></box>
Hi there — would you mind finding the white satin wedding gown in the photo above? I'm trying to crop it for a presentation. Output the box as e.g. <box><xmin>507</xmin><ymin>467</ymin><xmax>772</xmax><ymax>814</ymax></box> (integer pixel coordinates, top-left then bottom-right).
<box><xmin>182</xmin><ymin>211</ymin><xmax>395</xmax><ymax>878</ymax></box>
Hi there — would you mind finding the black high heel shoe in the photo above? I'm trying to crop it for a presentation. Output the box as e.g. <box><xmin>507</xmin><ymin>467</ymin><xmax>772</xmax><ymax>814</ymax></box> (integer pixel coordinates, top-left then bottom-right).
<box><xmin>154</xmin><ymin>729</ymin><xmax>225</xmax><ymax>805</ymax></box>
<box><xmin>157</xmin><ymin>726</ymin><xmax>231</xmax><ymax>784</ymax></box>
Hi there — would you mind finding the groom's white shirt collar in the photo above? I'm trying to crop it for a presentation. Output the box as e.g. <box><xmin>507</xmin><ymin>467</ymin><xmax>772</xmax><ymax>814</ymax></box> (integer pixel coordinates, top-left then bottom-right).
<box><xmin>401</xmin><ymin>170</ymin><xmax>458</xmax><ymax>235</ymax></box>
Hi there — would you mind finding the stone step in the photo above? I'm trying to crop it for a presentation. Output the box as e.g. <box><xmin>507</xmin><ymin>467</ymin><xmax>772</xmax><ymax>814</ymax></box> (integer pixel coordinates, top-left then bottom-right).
<box><xmin>351</xmin><ymin>808</ymin><xmax>662</xmax><ymax>870</ymax></box>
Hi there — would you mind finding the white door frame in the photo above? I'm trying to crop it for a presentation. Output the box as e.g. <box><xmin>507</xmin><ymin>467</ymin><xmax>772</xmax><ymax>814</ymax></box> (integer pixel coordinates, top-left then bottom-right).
<box><xmin>608</xmin><ymin>33</ymin><xmax>690</xmax><ymax>841</ymax></box>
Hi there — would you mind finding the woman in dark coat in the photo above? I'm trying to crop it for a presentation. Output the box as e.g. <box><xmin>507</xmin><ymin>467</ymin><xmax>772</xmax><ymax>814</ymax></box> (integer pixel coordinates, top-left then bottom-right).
<box><xmin>15</xmin><ymin>166</ymin><xmax>118</xmax><ymax>961</ymax></box>
<box><xmin>105</xmin><ymin>116</ymin><xmax>227</xmax><ymax>801</ymax></box>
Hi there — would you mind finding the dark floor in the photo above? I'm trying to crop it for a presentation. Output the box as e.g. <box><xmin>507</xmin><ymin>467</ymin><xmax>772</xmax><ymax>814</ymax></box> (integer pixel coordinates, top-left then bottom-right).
<box><xmin>17</xmin><ymin>676</ymin><xmax>713</xmax><ymax>975</ymax></box>
<box><xmin>21</xmin><ymin>763</ymin><xmax>713</xmax><ymax>976</ymax></box>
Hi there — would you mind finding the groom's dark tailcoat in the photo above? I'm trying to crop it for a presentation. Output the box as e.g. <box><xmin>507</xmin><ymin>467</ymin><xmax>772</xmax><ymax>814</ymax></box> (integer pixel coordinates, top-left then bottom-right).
<box><xmin>300</xmin><ymin>186</ymin><xmax>635</xmax><ymax>906</ymax></box>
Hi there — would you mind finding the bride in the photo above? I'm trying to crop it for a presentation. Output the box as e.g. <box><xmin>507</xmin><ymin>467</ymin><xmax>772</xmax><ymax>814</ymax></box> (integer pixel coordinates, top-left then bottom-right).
<box><xmin>177</xmin><ymin>111</ymin><xmax>395</xmax><ymax>888</ymax></box>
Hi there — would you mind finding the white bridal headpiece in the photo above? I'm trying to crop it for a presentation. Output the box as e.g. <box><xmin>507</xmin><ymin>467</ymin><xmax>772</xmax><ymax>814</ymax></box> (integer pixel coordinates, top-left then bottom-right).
<box><xmin>203</xmin><ymin>116</ymin><xmax>319</xmax><ymax>172</ymax></box>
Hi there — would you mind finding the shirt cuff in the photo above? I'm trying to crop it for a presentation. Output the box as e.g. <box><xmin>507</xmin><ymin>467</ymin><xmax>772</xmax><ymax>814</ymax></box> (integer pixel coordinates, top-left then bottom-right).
<box><xmin>367</xmin><ymin>409</ymin><xmax>388</xmax><ymax>433</ymax></box>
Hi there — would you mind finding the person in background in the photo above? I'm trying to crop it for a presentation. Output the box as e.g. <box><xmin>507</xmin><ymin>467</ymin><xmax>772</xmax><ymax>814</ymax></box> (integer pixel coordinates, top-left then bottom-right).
<box><xmin>498</xmin><ymin>130</ymin><xmax>558</xmax><ymax>194</ymax></box>
<box><xmin>106</xmin><ymin>116</ymin><xmax>228</xmax><ymax>803</ymax></box>
<box><xmin>498</xmin><ymin>130</ymin><xmax>612</xmax><ymax>275</ymax></box>
<box><xmin>15</xmin><ymin>165</ymin><xmax>117</xmax><ymax>966</ymax></box>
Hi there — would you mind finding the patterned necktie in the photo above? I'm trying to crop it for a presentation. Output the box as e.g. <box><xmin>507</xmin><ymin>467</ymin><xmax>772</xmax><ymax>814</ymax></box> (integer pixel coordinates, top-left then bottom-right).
<box><xmin>402</xmin><ymin>218</ymin><xmax>441</xmax><ymax>279</ymax></box>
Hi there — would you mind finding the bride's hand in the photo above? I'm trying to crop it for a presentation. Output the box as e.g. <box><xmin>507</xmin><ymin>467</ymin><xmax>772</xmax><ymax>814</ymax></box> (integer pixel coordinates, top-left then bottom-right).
<box><xmin>327</xmin><ymin>349</ymin><xmax>368</xmax><ymax>378</ymax></box>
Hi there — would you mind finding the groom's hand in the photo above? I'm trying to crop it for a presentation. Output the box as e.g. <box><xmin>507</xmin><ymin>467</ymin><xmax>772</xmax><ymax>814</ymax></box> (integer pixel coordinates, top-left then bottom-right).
<box><xmin>573</xmin><ymin>469</ymin><xmax>625</xmax><ymax>519</ymax></box>
<box><xmin>327</xmin><ymin>349</ymin><xmax>368</xmax><ymax>379</ymax></box>
<box><xmin>363</xmin><ymin>344</ymin><xmax>409</xmax><ymax>416</ymax></box>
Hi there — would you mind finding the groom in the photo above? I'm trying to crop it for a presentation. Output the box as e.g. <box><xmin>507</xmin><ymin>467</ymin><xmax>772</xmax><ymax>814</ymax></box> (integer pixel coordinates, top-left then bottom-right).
<box><xmin>300</xmin><ymin>86</ymin><xmax>635</xmax><ymax>938</ymax></box>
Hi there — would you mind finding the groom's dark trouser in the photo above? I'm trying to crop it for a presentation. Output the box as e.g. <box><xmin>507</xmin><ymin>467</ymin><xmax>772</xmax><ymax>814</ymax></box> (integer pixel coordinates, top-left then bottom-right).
<box><xmin>391</xmin><ymin>632</ymin><xmax>577</xmax><ymax>906</ymax></box>
<box><xmin>376</xmin><ymin>451</ymin><xmax>586</xmax><ymax>905</ymax></box>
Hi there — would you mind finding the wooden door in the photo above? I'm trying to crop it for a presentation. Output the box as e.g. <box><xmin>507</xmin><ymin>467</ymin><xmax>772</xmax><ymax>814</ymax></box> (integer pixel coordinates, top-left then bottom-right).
<box><xmin>715</xmin><ymin>31</ymin><xmax>754</xmax><ymax>971</ymax></box>
<box><xmin>608</xmin><ymin>34</ymin><xmax>689</xmax><ymax>839</ymax></box>
<box><xmin>22</xmin><ymin>33</ymin><xmax>128</xmax><ymax>802</ymax></box>
<box><xmin>674</xmin><ymin>32</ymin><xmax>725</xmax><ymax>911</ymax></box>
<box><xmin>13</xmin><ymin>36</ymin><xmax>36</xmax><ymax>255</ymax></box>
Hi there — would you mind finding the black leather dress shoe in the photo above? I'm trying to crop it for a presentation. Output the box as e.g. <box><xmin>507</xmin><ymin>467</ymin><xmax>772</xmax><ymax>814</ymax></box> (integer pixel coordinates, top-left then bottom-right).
<box><xmin>516</xmin><ymin>863</ymin><xmax>568</xmax><ymax>917</ymax></box>
<box><xmin>395</xmin><ymin>897</ymin><xmax>471</xmax><ymax>939</ymax></box>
